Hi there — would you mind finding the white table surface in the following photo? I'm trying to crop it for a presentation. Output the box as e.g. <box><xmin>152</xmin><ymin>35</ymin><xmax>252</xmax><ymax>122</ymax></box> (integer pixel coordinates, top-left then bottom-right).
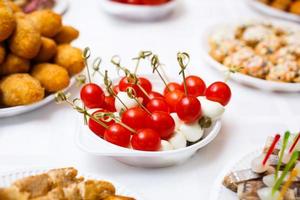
<box><xmin>0</xmin><ymin>0</ymin><xmax>299</xmax><ymax>199</ymax></box>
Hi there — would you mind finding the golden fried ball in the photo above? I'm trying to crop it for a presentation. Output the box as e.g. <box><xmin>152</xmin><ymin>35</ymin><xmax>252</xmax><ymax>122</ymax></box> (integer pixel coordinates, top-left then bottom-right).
<box><xmin>34</xmin><ymin>37</ymin><xmax>57</xmax><ymax>62</ymax></box>
<box><xmin>0</xmin><ymin>54</ymin><xmax>30</xmax><ymax>75</ymax></box>
<box><xmin>54</xmin><ymin>44</ymin><xmax>84</xmax><ymax>75</ymax></box>
<box><xmin>290</xmin><ymin>1</ymin><xmax>300</xmax><ymax>15</ymax></box>
<box><xmin>7</xmin><ymin>1</ymin><xmax>22</xmax><ymax>13</ymax></box>
<box><xmin>0</xmin><ymin>73</ymin><xmax>44</xmax><ymax>106</ymax></box>
<box><xmin>54</xmin><ymin>26</ymin><xmax>79</xmax><ymax>44</ymax></box>
<box><xmin>0</xmin><ymin>2</ymin><xmax>16</xmax><ymax>42</ymax></box>
<box><xmin>28</xmin><ymin>9</ymin><xmax>62</xmax><ymax>37</ymax></box>
<box><xmin>9</xmin><ymin>17</ymin><xmax>41</xmax><ymax>59</ymax></box>
<box><xmin>0</xmin><ymin>44</ymin><xmax>5</xmax><ymax>65</ymax></box>
<box><xmin>31</xmin><ymin>63</ymin><xmax>70</xmax><ymax>92</ymax></box>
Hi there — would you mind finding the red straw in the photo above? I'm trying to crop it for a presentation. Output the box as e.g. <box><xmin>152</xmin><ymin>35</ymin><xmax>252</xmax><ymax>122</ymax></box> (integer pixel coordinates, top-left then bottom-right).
<box><xmin>262</xmin><ymin>134</ymin><xmax>281</xmax><ymax>166</ymax></box>
<box><xmin>289</xmin><ymin>132</ymin><xmax>300</xmax><ymax>154</ymax></box>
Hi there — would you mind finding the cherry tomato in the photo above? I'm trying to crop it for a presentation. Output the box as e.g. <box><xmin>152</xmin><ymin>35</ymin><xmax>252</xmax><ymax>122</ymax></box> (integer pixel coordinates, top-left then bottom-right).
<box><xmin>146</xmin><ymin>98</ymin><xmax>170</xmax><ymax>113</ymax></box>
<box><xmin>165</xmin><ymin>90</ymin><xmax>184</xmax><ymax>112</ymax></box>
<box><xmin>148</xmin><ymin>91</ymin><xmax>164</xmax><ymax>100</ymax></box>
<box><xmin>146</xmin><ymin>111</ymin><xmax>175</xmax><ymax>139</ymax></box>
<box><xmin>88</xmin><ymin>110</ymin><xmax>114</xmax><ymax>138</ymax></box>
<box><xmin>138</xmin><ymin>77</ymin><xmax>152</xmax><ymax>94</ymax></box>
<box><xmin>121</xmin><ymin>107</ymin><xmax>149</xmax><ymax>131</ymax></box>
<box><xmin>119</xmin><ymin>76</ymin><xmax>139</xmax><ymax>92</ymax></box>
<box><xmin>141</xmin><ymin>0</ymin><xmax>169</xmax><ymax>5</ymax></box>
<box><xmin>163</xmin><ymin>82</ymin><xmax>182</xmax><ymax>96</ymax></box>
<box><xmin>104</xmin><ymin>123</ymin><xmax>131</xmax><ymax>147</ymax></box>
<box><xmin>183</xmin><ymin>75</ymin><xmax>206</xmax><ymax>97</ymax></box>
<box><xmin>206</xmin><ymin>82</ymin><xmax>231</xmax><ymax>106</ymax></box>
<box><xmin>80</xmin><ymin>83</ymin><xmax>105</xmax><ymax>109</ymax></box>
<box><xmin>113</xmin><ymin>85</ymin><xmax>120</xmax><ymax>94</ymax></box>
<box><xmin>131</xmin><ymin>129</ymin><xmax>161</xmax><ymax>151</ymax></box>
<box><xmin>176</xmin><ymin>96</ymin><xmax>202</xmax><ymax>124</ymax></box>
<box><xmin>104</xmin><ymin>96</ymin><xmax>116</xmax><ymax>112</ymax></box>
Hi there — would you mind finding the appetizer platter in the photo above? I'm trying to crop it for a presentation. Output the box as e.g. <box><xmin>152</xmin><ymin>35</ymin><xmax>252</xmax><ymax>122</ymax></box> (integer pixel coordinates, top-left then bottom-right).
<box><xmin>99</xmin><ymin>0</ymin><xmax>177</xmax><ymax>21</ymax></box>
<box><xmin>57</xmin><ymin>49</ymin><xmax>230</xmax><ymax>167</ymax></box>
<box><xmin>213</xmin><ymin>132</ymin><xmax>300</xmax><ymax>200</ymax></box>
<box><xmin>248</xmin><ymin>0</ymin><xmax>300</xmax><ymax>22</ymax></box>
<box><xmin>11</xmin><ymin>0</ymin><xmax>69</xmax><ymax>14</ymax></box>
<box><xmin>201</xmin><ymin>19</ymin><xmax>300</xmax><ymax>92</ymax></box>
<box><xmin>0</xmin><ymin>2</ymin><xmax>83</xmax><ymax>117</ymax></box>
<box><xmin>0</xmin><ymin>167</ymin><xmax>139</xmax><ymax>199</ymax></box>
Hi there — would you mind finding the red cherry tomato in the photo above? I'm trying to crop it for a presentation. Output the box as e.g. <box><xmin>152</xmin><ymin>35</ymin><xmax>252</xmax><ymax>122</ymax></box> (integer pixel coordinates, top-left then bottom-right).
<box><xmin>138</xmin><ymin>77</ymin><xmax>152</xmax><ymax>93</ymax></box>
<box><xmin>146</xmin><ymin>98</ymin><xmax>170</xmax><ymax>113</ymax></box>
<box><xmin>146</xmin><ymin>111</ymin><xmax>175</xmax><ymax>139</ymax></box>
<box><xmin>206</xmin><ymin>82</ymin><xmax>231</xmax><ymax>106</ymax></box>
<box><xmin>131</xmin><ymin>129</ymin><xmax>161</xmax><ymax>151</ymax></box>
<box><xmin>163</xmin><ymin>82</ymin><xmax>182</xmax><ymax>96</ymax></box>
<box><xmin>176</xmin><ymin>96</ymin><xmax>202</xmax><ymax>124</ymax></box>
<box><xmin>88</xmin><ymin>110</ymin><xmax>114</xmax><ymax>138</ymax></box>
<box><xmin>183</xmin><ymin>75</ymin><xmax>206</xmax><ymax>97</ymax></box>
<box><xmin>104</xmin><ymin>123</ymin><xmax>131</xmax><ymax>147</ymax></box>
<box><xmin>104</xmin><ymin>96</ymin><xmax>116</xmax><ymax>112</ymax></box>
<box><xmin>165</xmin><ymin>90</ymin><xmax>184</xmax><ymax>112</ymax></box>
<box><xmin>148</xmin><ymin>91</ymin><xmax>164</xmax><ymax>100</ymax></box>
<box><xmin>121</xmin><ymin>107</ymin><xmax>149</xmax><ymax>131</ymax></box>
<box><xmin>80</xmin><ymin>83</ymin><xmax>105</xmax><ymax>109</ymax></box>
<box><xmin>119</xmin><ymin>76</ymin><xmax>138</xmax><ymax>92</ymax></box>
<box><xmin>141</xmin><ymin>0</ymin><xmax>169</xmax><ymax>5</ymax></box>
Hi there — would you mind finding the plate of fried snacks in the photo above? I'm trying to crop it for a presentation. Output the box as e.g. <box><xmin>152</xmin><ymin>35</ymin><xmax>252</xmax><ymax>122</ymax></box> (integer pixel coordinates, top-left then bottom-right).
<box><xmin>248</xmin><ymin>0</ymin><xmax>300</xmax><ymax>22</ymax></box>
<box><xmin>0</xmin><ymin>1</ymin><xmax>84</xmax><ymax>117</ymax></box>
<box><xmin>0</xmin><ymin>167</ymin><xmax>141</xmax><ymax>200</ymax></box>
<box><xmin>211</xmin><ymin>131</ymin><xmax>300</xmax><ymax>200</ymax></box>
<box><xmin>10</xmin><ymin>0</ymin><xmax>69</xmax><ymax>14</ymax></box>
<box><xmin>202</xmin><ymin>19</ymin><xmax>300</xmax><ymax>92</ymax></box>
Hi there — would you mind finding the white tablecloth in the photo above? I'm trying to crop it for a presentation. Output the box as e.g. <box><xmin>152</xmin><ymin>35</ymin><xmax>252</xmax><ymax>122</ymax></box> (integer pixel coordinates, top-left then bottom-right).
<box><xmin>0</xmin><ymin>0</ymin><xmax>299</xmax><ymax>199</ymax></box>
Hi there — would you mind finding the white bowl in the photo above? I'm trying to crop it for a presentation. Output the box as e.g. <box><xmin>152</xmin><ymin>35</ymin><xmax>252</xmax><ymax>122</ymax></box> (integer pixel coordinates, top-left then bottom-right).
<box><xmin>76</xmin><ymin>119</ymin><xmax>221</xmax><ymax>168</ymax></box>
<box><xmin>99</xmin><ymin>0</ymin><xmax>178</xmax><ymax>21</ymax></box>
<box><xmin>53</xmin><ymin>0</ymin><xmax>70</xmax><ymax>15</ymax></box>
<box><xmin>200</xmin><ymin>19</ymin><xmax>300</xmax><ymax>92</ymax></box>
<box><xmin>0</xmin><ymin>168</ymin><xmax>144</xmax><ymax>199</ymax></box>
<box><xmin>0</xmin><ymin>78</ymin><xmax>75</xmax><ymax>118</ymax></box>
<box><xmin>247</xmin><ymin>0</ymin><xmax>300</xmax><ymax>23</ymax></box>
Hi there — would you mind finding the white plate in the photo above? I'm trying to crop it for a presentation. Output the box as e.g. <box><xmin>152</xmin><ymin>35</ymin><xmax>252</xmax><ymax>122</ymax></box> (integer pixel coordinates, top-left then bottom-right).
<box><xmin>200</xmin><ymin>19</ymin><xmax>300</xmax><ymax>92</ymax></box>
<box><xmin>99</xmin><ymin>0</ymin><xmax>178</xmax><ymax>21</ymax></box>
<box><xmin>53</xmin><ymin>0</ymin><xmax>70</xmax><ymax>15</ymax></box>
<box><xmin>247</xmin><ymin>0</ymin><xmax>300</xmax><ymax>23</ymax></box>
<box><xmin>0</xmin><ymin>168</ymin><xmax>144</xmax><ymax>199</ymax></box>
<box><xmin>0</xmin><ymin>78</ymin><xmax>75</xmax><ymax>118</ymax></box>
<box><xmin>210</xmin><ymin>150</ymin><xmax>260</xmax><ymax>200</ymax></box>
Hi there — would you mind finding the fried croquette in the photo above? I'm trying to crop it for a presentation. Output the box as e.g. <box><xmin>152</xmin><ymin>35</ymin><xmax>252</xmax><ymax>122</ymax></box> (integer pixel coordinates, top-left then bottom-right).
<box><xmin>7</xmin><ymin>1</ymin><xmax>22</xmax><ymax>13</ymax></box>
<box><xmin>0</xmin><ymin>54</ymin><xmax>30</xmax><ymax>75</ymax></box>
<box><xmin>54</xmin><ymin>26</ymin><xmax>79</xmax><ymax>44</ymax></box>
<box><xmin>0</xmin><ymin>2</ymin><xmax>16</xmax><ymax>42</ymax></box>
<box><xmin>9</xmin><ymin>17</ymin><xmax>41</xmax><ymax>59</ymax></box>
<box><xmin>0</xmin><ymin>44</ymin><xmax>5</xmax><ymax>64</ymax></box>
<box><xmin>28</xmin><ymin>9</ymin><xmax>62</xmax><ymax>37</ymax></box>
<box><xmin>290</xmin><ymin>1</ymin><xmax>300</xmax><ymax>14</ymax></box>
<box><xmin>0</xmin><ymin>73</ymin><xmax>44</xmax><ymax>106</ymax></box>
<box><xmin>34</xmin><ymin>37</ymin><xmax>57</xmax><ymax>62</ymax></box>
<box><xmin>54</xmin><ymin>44</ymin><xmax>84</xmax><ymax>75</ymax></box>
<box><xmin>31</xmin><ymin>63</ymin><xmax>70</xmax><ymax>92</ymax></box>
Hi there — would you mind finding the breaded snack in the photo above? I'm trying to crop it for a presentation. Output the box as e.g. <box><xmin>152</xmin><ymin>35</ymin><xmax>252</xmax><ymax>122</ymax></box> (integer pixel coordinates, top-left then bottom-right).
<box><xmin>0</xmin><ymin>73</ymin><xmax>44</xmax><ymax>106</ymax></box>
<box><xmin>0</xmin><ymin>53</ymin><xmax>30</xmax><ymax>75</ymax></box>
<box><xmin>289</xmin><ymin>1</ymin><xmax>300</xmax><ymax>15</ymax></box>
<box><xmin>0</xmin><ymin>43</ymin><xmax>5</xmax><ymax>64</ymax></box>
<box><xmin>9</xmin><ymin>17</ymin><xmax>41</xmax><ymax>59</ymax></box>
<box><xmin>78</xmin><ymin>180</ymin><xmax>115</xmax><ymax>200</ymax></box>
<box><xmin>0</xmin><ymin>2</ymin><xmax>16</xmax><ymax>42</ymax></box>
<box><xmin>31</xmin><ymin>63</ymin><xmax>70</xmax><ymax>92</ymax></box>
<box><xmin>28</xmin><ymin>9</ymin><xmax>62</xmax><ymax>37</ymax></box>
<box><xmin>7</xmin><ymin>1</ymin><xmax>22</xmax><ymax>13</ymax></box>
<box><xmin>271</xmin><ymin>0</ymin><xmax>291</xmax><ymax>10</ymax></box>
<box><xmin>104</xmin><ymin>195</ymin><xmax>136</xmax><ymax>200</ymax></box>
<box><xmin>34</xmin><ymin>37</ymin><xmax>57</xmax><ymax>62</ymax></box>
<box><xmin>54</xmin><ymin>25</ymin><xmax>79</xmax><ymax>44</ymax></box>
<box><xmin>54</xmin><ymin>44</ymin><xmax>84</xmax><ymax>75</ymax></box>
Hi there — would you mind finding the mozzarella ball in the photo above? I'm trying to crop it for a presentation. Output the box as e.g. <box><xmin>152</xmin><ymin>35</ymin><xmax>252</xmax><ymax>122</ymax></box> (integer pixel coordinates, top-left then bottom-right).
<box><xmin>160</xmin><ymin>140</ymin><xmax>174</xmax><ymax>151</ymax></box>
<box><xmin>115</xmin><ymin>92</ymin><xmax>138</xmax><ymax>113</ymax></box>
<box><xmin>170</xmin><ymin>112</ymin><xmax>182</xmax><ymax>130</ymax></box>
<box><xmin>197</xmin><ymin>97</ymin><xmax>225</xmax><ymax>120</ymax></box>
<box><xmin>180</xmin><ymin>122</ymin><xmax>204</xmax><ymax>142</ymax></box>
<box><xmin>168</xmin><ymin>131</ymin><xmax>187</xmax><ymax>149</ymax></box>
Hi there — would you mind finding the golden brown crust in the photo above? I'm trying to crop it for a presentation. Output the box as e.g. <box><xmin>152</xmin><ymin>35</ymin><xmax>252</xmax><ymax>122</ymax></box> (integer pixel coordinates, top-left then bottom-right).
<box><xmin>9</xmin><ymin>17</ymin><xmax>41</xmax><ymax>59</ymax></box>
<box><xmin>31</xmin><ymin>63</ymin><xmax>70</xmax><ymax>92</ymax></box>
<box><xmin>6</xmin><ymin>1</ymin><xmax>22</xmax><ymax>13</ymax></box>
<box><xmin>54</xmin><ymin>44</ymin><xmax>84</xmax><ymax>75</ymax></box>
<box><xmin>0</xmin><ymin>73</ymin><xmax>44</xmax><ymax>106</ymax></box>
<box><xmin>104</xmin><ymin>195</ymin><xmax>136</xmax><ymax>200</ymax></box>
<box><xmin>79</xmin><ymin>180</ymin><xmax>116</xmax><ymax>200</ymax></box>
<box><xmin>0</xmin><ymin>2</ymin><xmax>16</xmax><ymax>42</ymax></box>
<box><xmin>28</xmin><ymin>10</ymin><xmax>62</xmax><ymax>37</ymax></box>
<box><xmin>54</xmin><ymin>26</ymin><xmax>79</xmax><ymax>44</ymax></box>
<box><xmin>0</xmin><ymin>43</ymin><xmax>6</xmax><ymax>64</ymax></box>
<box><xmin>34</xmin><ymin>37</ymin><xmax>57</xmax><ymax>62</ymax></box>
<box><xmin>0</xmin><ymin>53</ymin><xmax>30</xmax><ymax>75</ymax></box>
<box><xmin>289</xmin><ymin>1</ymin><xmax>300</xmax><ymax>15</ymax></box>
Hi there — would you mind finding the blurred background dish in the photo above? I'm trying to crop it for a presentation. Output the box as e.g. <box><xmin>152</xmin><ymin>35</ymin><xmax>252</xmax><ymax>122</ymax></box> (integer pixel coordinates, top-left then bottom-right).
<box><xmin>99</xmin><ymin>0</ymin><xmax>178</xmax><ymax>21</ymax></box>
<box><xmin>11</xmin><ymin>0</ymin><xmax>69</xmax><ymax>14</ymax></box>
